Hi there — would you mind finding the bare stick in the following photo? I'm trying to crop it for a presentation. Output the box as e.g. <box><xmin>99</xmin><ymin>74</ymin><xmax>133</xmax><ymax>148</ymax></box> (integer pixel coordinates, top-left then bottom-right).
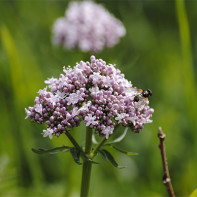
<box><xmin>158</xmin><ymin>127</ymin><xmax>175</xmax><ymax>197</ymax></box>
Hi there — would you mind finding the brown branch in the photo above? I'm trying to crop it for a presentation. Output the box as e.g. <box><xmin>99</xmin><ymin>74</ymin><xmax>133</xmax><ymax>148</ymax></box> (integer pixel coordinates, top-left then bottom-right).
<box><xmin>158</xmin><ymin>127</ymin><xmax>175</xmax><ymax>197</ymax></box>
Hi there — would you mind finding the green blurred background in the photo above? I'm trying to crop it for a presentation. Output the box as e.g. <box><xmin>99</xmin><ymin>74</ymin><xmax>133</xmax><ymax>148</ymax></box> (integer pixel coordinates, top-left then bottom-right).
<box><xmin>1</xmin><ymin>0</ymin><xmax>197</xmax><ymax>196</ymax></box>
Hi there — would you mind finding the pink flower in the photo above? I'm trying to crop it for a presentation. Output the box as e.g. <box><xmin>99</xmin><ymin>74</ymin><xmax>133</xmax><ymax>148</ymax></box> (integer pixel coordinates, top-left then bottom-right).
<box><xmin>84</xmin><ymin>114</ymin><xmax>98</xmax><ymax>127</ymax></box>
<box><xmin>52</xmin><ymin>1</ymin><xmax>126</xmax><ymax>52</ymax></box>
<box><xmin>25</xmin><ymin>56</ymin><xmax>154</xmax><ymax>139</ymax></box>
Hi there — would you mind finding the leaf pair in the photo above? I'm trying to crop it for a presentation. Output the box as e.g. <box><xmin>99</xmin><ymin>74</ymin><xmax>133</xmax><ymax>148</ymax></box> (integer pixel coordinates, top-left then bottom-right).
<box><xmin>32</xmin><ymin>145</ymin><xmax>98</xmax><ymax>165</ymax></box>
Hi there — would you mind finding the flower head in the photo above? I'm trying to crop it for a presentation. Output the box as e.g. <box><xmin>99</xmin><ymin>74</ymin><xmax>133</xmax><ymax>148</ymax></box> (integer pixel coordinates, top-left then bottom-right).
<box><xmin>52</xmin><ymin>1</ymin><xmax>126</xmax><ymax>52</ymax></box>
<box><xmin>25</xmin><ymin>56</ymin><xmax>154</xmax><ymax>139</ymax></box>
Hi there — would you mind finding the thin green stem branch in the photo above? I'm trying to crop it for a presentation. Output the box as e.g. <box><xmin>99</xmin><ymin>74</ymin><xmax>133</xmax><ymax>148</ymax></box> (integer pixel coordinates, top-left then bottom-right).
<box><xmin>91</xmin><ymin>126</ymin><xmax>121</xmax><ymax>158</ymax></box>
<box><xmin>91</xmin><ymin>137</ymin><xmax>107</xmax><ymax>158</ymax></box>
<box><xmin>65</xmin><ymin>131</ymin><xmax>84</xmax><ymax>154</ymax></box>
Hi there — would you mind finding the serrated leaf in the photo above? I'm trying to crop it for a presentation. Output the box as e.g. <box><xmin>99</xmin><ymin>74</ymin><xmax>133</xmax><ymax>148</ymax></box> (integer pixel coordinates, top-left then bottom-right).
<box><xmin>32</xmin><ymin>145</ymin><xmax>70</xmax><ymax>154</ymax></box>
<box><xmin>111</xmin><ymin>146</ymin><xmax>138</xmax><ymax>156</ymax></box>
<box><xmin>101</xmin><ymin>149</ymin><xmax>126</xmax><ymax>168</ymax></box>
<box><xmin>189</xmin><ymin>189</ymin><xmax>197</xmax><ymax>197</ymax></box>
<box><xmin>69</xmin><ymin>147</ymin><xmax>82</xmax><ymax>165</ymax></box>
<box><xmin>104</xmin><ymin>127</ymin><xmax>128</xmax><ymax>145</ymax></box>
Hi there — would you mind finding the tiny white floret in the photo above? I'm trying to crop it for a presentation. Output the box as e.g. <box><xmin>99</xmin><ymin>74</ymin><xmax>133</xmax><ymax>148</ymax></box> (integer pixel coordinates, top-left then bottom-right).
<box><xmin>25</xmin><ymin>108</ymin><xmax>31</xmax><ymax>119</ymax></box>
<box><xmin>84</xmin><ymin>114</ymin><xmax>98</xmax><ymax>126</ymax></box>
<box><xmin>42</xmin><ymin>128</ymin><xmax>54</xmax><ymax>139</ymax></box>
<box><xmin>102</xmin><ymin>126</ymin><xmax>114</xmax><ymax>139</ymax></box>
<box><xmin>35</xmin><ymin>104</ymin><xmax>43</xmax><ymax>115</ymax></box>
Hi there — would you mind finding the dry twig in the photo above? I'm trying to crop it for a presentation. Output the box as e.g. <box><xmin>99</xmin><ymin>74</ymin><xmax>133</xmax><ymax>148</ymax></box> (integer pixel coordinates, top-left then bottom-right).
<box><xmin>158</xmin><ymin>127</ymin><xmax>175</xmax><ymax>197</ymax></box>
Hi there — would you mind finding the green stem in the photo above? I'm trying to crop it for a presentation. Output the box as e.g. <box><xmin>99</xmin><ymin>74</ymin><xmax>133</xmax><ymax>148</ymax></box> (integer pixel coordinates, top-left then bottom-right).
<box><xmin>80</xmin><ymin>127</ymin><xmax>93</xmax><ymax>197</ymax></box>
<box><xmin>80</xmin><ymin>160</ymin><xmax>92</xmax><ymax>197</ymax></box>
<box><xmin>91</xmin><ymin>125</ymin><xmax>122</xmax><ymax>158</ymax></box>
<box><xmin>85</xmin><ymin>127</ymin><xmax>93</xmax><ymax>153</ymax></box>
<box><xmin>65</xmin><ymin>131</ymin><xmax>84</xmax><ymax>154</ymax></box>
<box><xmin>91</xmin><ymin>137</ymin><xmax>107</xmax><ymax>157</ymax></box>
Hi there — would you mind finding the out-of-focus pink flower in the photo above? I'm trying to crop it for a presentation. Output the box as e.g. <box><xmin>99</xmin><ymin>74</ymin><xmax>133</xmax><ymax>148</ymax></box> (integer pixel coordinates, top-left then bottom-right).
<box><xmin>52</xmin><ymin>1</ymin><xmax>126</xmax><ymax>52</ymax></box>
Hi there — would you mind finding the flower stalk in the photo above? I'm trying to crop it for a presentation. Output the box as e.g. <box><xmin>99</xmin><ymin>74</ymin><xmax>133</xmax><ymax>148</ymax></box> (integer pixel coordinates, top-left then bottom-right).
<box><xmin>64</xmin><ymin>127</ymin><xmax>107</xmax><ymax>197</ymax></box>
<box><xmin>80</xmin><ymin>127</ymin><xmax>93</xmax><ymax>197</ymax></box>
<box><xmin>65</xmin><ymin>131</ymin><xmax>84</xmax><ymax>155</ymax></box>
<box><xmin>85</xmin><ymin>127</ymin><xmax>93</xmax><ymax>154</ymax></box>
<box><xmin>80</xmin><ymin>159</ymin><xmax>92</xmax><ymax>197</ymax></box>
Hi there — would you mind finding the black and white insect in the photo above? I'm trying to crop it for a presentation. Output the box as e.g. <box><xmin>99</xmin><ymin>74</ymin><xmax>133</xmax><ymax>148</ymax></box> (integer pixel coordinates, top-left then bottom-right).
<box><xmin>133</xmin><ymin>89</ymin><xmax>152</xmax><ymax>102</ymax></box>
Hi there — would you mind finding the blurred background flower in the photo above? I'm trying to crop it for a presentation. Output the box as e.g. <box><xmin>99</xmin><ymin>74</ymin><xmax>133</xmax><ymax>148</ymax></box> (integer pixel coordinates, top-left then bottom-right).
<box><xmin>1</xmin><ymin>0</ymin><xmax>197</xmax><ymax>197</ymax></box>
<box><xmin>52</xmin><ymin>1</ymin><xmax>126</xmax><ymax>52</ymax></box>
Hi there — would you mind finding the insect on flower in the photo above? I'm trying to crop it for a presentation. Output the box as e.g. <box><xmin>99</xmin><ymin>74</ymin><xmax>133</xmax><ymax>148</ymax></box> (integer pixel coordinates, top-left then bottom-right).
<box><xmin>133</xmin><ymin>89</ymin><xmax>152</xmax><ymax>102</ymax></box>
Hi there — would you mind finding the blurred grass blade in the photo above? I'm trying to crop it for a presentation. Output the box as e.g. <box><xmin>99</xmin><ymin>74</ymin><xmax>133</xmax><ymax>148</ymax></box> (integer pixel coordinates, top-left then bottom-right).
<box><xmin>1</xmin><ymin>25</ymin><xmax>24</xmax><ymax>103</ymax></box>
<box><xmin>175</xmin><ymin>0</ymin><xmax>197</xmax><ymax>129</ymax></box>
<box><xmin>1</xmin><ymin>25</ymin><xmax>44</xmax><ymax>187</ymax></box>
<box><xmin>189</xmin><ymin>189</ymin><xmax>197</xmax><ymax>197</ymax></box>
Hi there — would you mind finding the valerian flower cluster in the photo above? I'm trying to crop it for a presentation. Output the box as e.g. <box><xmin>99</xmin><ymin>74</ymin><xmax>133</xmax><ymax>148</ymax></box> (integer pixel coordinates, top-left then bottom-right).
<box><xmin>25</xmin><ymin>56</ymin><xmax>154</xmax><ymax>139</ymax></box>
<box><xmin>52</xmin><ymin>1</ymin><xmax>126</xmax><ymax>52</ymax></box>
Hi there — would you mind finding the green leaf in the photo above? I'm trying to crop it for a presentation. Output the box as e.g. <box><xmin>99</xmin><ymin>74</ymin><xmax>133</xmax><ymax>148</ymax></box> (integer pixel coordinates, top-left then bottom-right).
<box><xmin>92</xmin><ymin>134</ymin><xmax>98</xmax><ymax>144</ymax></box>
<box><xmin>98</xmin><ymin>150</ymin><xmax>107</xmax><ymax>161</ymax></box>
<box><xmin>104</xmin><ymin>127</ymin><xmax>128</xmax><ymax>145</ymax></box>
<box><xmin>101</xmin><ymin>149</ymin><xmax>126</xmax><ymax>168</ymax></box>
<box><xmin>189</xmin><ymin>189</ymin><xmax>197</xmax><ymax>197</ymax></box>
<box><xmin>111</xmin><ymin>146</ymin><xmax>138</xmax><ymax>156</ymax></box>
<box><xmin>32</xmin><ymin>145</ymin><xmax>70</xmax><ymax>154</ymax></box>
<box><xmin>69</xmin><ymin>147</ymin><xmax>82</xmax><ymax>165</ymax></box>
<box><xmin>87</xmin><ymin>159</ymin><xmax>99</xmax><ymax>164</ymax></box>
